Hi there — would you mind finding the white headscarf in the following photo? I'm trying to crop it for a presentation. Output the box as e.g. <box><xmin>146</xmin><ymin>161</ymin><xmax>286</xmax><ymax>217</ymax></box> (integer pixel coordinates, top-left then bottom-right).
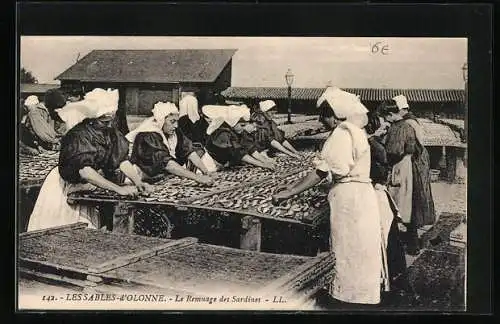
<box><xmin>259</xmin><ymin>100</ymin><xmax>276</xmax><ymax>112</ymax></box>
<box><xmin>316</xmin><ymin>86</ymin><xmax>368</xmax><ymax>119</ymax></box>
<box><xmin>125</xmin><ymin>101</ymin><xmax>179</xmax><ymax>158</ymax></box>
<box><xmin>179</xmin><ymin>94</ymin><xmax>200</xmax><ymax>123</ymax></box>
<box><xmin>83</xmin><ymin>88</ymin><xmax>119</xmax><ymax>117</ymax></box>
<box><xmin>317</xmin><ymin>87</ymin><xmax>369</xmax><ymax>155</ymax></box>
<box><xmin>24</xmin><ymin>95</ymin><xmax>39</xmax><ymax>107</ymax></box>
<box><xmin>392</xmin><ymin>94</ymin><xmax>409</xmax><ymax>110</ymax></box>
<box><xmin>202</xmin><ymin>104</ymin><xmax>251</xmax><ymax>135</ymax></box>
<box><xmin>54</xmin><ymin>88</ymin><xmax>119</xmax><ymax>131</ymax></box>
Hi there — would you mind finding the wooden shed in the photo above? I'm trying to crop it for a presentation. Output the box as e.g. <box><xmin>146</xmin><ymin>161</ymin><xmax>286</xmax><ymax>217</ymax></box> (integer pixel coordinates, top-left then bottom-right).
<box><xmin>55</xmin><ymin>49</ymin><xmax>237</xmax><ymax>117</ymax></box>
<box><xmin>20</xmin><ymin>83</ymin><xmax>60</xmax><ymax>101</ymax></box>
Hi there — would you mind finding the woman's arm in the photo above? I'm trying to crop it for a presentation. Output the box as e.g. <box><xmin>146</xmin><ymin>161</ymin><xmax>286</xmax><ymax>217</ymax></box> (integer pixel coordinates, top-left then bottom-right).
<box><xmin>282</xmin><ymin>140</ymin><xmax>301</xmax><ymax>155</ymax></box>
<box><xmin>165</xmin><ymin>160</ymin><xmax>213</xmax><ymax>185</ymax></box>
<box><xmin>79</xmin><ymin>166</ymin><xmax>137</xmax><ymax>196</ymax></box>
<box><xmin>241</xmin><ymin>154</ymin><xmax>274</xmax><ymax>170</ymax></box>
<box><xmin>119</xmin><ymin>160</ymin><xmax>154</xmax><ymax>193</ymax></box>
<box><xmin>270</xmin><ymin>140</ymin><xmax>299</xmax><ymax>158</ymax></box>
<box><xmin>251</xmin><ymin>151</ymin><xmax>275</xmax><ymax>165</ymax></box>
<box><xmin>187</xmin><ymin>151</ymin><xmax>210</xmax><ymax>174</ymax></box>
<box><xmin>272</xmin><ymin>170</ymin><xmax>323</xmax><ymax>203</ymax></box>
<box><xmin>285</xmin><ymin>171</ymin><xmax>323</xmax><ymax>196</ymax></box>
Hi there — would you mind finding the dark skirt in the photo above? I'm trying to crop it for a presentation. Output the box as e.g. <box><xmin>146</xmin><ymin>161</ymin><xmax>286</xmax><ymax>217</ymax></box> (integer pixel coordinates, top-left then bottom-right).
<box><xmin>387</xmin><ymin>218</ymin><xmax>407</xmax><ymax>283</ymax></box>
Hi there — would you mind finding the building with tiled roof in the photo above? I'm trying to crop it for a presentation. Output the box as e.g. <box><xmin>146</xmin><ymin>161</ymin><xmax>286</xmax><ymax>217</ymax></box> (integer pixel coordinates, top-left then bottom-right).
<box><xmin>221</xmin><ymin>87</ymin><xmax>465</xmax><ymax>120</ymax></box>
<box><xmin>56</xmin><ymin>49</ymin><xmax>237</xmax><ymax>116</ymax></box>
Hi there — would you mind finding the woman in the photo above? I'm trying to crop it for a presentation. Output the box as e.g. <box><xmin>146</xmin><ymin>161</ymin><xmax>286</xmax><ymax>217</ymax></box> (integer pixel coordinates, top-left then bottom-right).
<box><xmin>202</xmin><ymin>104</ymin><xmax>275</xmax><ymax>171</ymax></box>
<box><xmin>126</xmin><ymin>101</ymin><xmax>214</xmax><ymax>186</ymax></box>
<box><xmin>20</xmin><ymin>95</ymin><xmax>60</xmax><ymax>152</ymax></box>
<box><xmin>378</xmin><ymin>95</ymin><xmax>436</xmax><ymax>255</ymax></box>
<box><xmin>45</xmin><ymin>88</ymin><xmax>70</xmax><ymax>137</ymax></box>
<box><xmin>27</xmin><ymin>88</ymin><xmax>150</xmax><ymax>232</ymax></box>
<box><xmin>178</xmin><ymin>93</ymin><xmax>209</xmax><ymax>146</ymax></box>
<box><xmin>272</xmin><ymin>87</ymin><xmax>382</xmax><ymax>307</ymax></box>
<box><xmin>365</xmin><ymin>111</ymin><xmax>407</xmax><ymax>291</ymax></box>
<box><xmin>178</xmin><ymin>93</ymin><xmax>212</xmax><ymax>172</ymax></box>
<box><xmin>252</xmin><ymin>100</ymin><xmax>301</xmax><ymax>159</ymax></box>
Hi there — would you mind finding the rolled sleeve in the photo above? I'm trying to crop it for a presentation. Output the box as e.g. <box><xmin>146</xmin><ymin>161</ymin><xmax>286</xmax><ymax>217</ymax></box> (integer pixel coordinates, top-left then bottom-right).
<box><xmin>318</xmin><ymin>128</ymin><xmax>354</xmax><ymax>178</ymax></box>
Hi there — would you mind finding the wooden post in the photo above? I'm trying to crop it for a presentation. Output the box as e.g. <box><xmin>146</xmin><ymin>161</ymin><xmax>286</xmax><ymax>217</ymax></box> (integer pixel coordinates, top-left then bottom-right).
<box><xmin>240</xmin><ymin>216</ymin><xmax>262</xmax><ymax>251</ymax></box>
<box><xmin>446</xmin><ymin>147</ymin><xmax>457</xmax><ymax>183</ymax></box>
<box><xmin>112</xmin><ymin>202</ymin><xmax>135</xmax><ymax>235</ymax></box>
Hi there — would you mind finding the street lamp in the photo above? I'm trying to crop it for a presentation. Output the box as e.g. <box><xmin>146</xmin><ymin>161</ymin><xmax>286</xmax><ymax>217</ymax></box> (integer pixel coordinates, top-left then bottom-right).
<box><xmin>285</xmin><ymin>68</ymin><xmax>294</xmax><ymax>124</ymax></box>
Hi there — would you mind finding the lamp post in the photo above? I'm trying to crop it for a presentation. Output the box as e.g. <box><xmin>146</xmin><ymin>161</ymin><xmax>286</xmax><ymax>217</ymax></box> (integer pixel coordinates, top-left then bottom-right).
<box><xmin>285</xmin><ymin>68</ymin><xmax>294</xmax><ymax>124</ymax></box>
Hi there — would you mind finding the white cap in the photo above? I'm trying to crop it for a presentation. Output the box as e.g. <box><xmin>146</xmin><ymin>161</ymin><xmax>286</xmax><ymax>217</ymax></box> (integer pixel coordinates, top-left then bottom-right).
<box><xmin>83</xmin><ymin>88</ymin><xmax>119</xmax><ymax>117</ymax></box>
<box><xmin>259</xmin><ymin>100</ymin><xmax>276</xmax><ymax>112</ymax></box>
<box><xmin>202</xmin><ymin>104</ymin><xmax>251</xmax><ymax>135</ymax></box>
<box><xmin>392</xmin><ymin>94</ymin><xmax>409</xmax><ymax>110</ymax></box>
<box><xmin>152</xmin><ymin>101</ymin><xmax>179</xmax><ymax>127</ymax></box>
<box><xmin>316</xmin><ymin>87</ymin><xmax>368</xmax><ymax>119</ymax></box>
<box><xmin>24</xmin><ymin>95</ymin><xmax>39</xmax><ymax>106</ymax></box>
<box><xmin>179</xmin><ymin>94</ymin><xmax>200</xmax><ymax>123</ymax></box>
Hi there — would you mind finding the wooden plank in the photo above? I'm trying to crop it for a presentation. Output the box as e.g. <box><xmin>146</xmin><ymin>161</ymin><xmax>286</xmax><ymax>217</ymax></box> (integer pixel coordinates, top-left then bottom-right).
<box><xmin>239</xmin><ymin>216</ymin><xmax>261</xmax><ymax>251</ymax></box>
<box><xmin>19</xmin><ymin>258</ymin><xmax>94</xmax><ymax>279</ymax></box>
<box><xmin>177</xmin><ymin>203</ymin><xmax>309</xmax><ymax>226</ymax></box>
<box><xmin>19</xmin><ymin>267</ymin><xmax>89</xmax><ymax>290</ymax></box>
<box><xmin>258</xmin><ymin>252</ymin><xmax>333</xmax><ymax>295</ymax></box>
<box><xmin>19</xmin><ymin>222</ymin><xmax>89</xmax><ymax>240</ymax></box>
<box><xmin>87</xmin><ymin>237</ymin><xmax>198</xmax><ymax>274</ymax></box>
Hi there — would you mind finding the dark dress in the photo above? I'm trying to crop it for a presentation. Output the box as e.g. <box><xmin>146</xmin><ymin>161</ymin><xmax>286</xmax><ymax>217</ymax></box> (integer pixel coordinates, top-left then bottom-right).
<box><xmin>129</xmin><ymin>128</ymin><xmax>196</xmax><ymax>239</ymax></box>
<box><xmin>58</xmin><ymin>118</ymin><xmax>130</xmax><ymax>184</ymax></box>
<box><xmin>204</xmin><ymin>123</ymin><xmax>257</xmax><ymax>167</ymax></box>
<box><xmin>384</xmin><ymin>113</ymin><xmax>436</xmax><ymax>228</ymax></box>
<box><xmin>178</xmin><ymin>116</ymin><xmax>209</xmax><ymax>172</ymax></box>
<box><xmin>178</xmin><ymin>115</ymin><xmax>209</xmax><ymax>146</ymax></box>
<box><xmin>368</xmin><ymin>136</ymin><xmax>407</xmax><ymax>284</ymax></box>
<box><xmin>252</xmin><ymin>111</ymin><xmax>285</xmax><ymax>155</ymax></box>
<box><xmin>129</xmin><ymin>128</ymin><xmax>195</xmax><ymax>178</ymax></box>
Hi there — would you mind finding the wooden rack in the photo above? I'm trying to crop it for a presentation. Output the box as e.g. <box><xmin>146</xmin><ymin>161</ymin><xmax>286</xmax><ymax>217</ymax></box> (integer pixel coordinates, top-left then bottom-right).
<box><xmin>19</xmin><ymin>224</ymin><xmax>334</xmax><ymax>307</ymax></box>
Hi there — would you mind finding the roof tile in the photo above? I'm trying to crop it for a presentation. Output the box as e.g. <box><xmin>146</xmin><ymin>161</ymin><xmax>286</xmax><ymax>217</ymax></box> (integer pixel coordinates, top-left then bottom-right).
<box><xmin>56</xmin><ymin>49</ymin><xmax>237</xmax><ymax>83</ymax></box>
<box><xmin>221</xmin><ymin>87</ymin><xmax>465</xmax><ymax>103</ymax></box>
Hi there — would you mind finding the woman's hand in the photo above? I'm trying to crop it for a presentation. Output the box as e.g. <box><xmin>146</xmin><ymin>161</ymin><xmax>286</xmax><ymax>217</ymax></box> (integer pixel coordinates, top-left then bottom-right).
<box><xmin>196</xmin><ymin>175</ymin><xmax>215</xmax><ymax>186</ymax></box>
<box><xmin>263</xmin><ymin>163</ymin><xmax>276</xmax><ymax>171</ymax></box>
<box><xmin>374</xmin><ymin>183</ymin><xmax>386</xmax><ymax>191</ymax></box>
<box><xmin>206</xmin><ymin>171</ymin><xmax>218</xmax><ymax>179</ymax></box>
<box><xmin>115</xmin><ymin>185</ymin><xmax>139</xmax><ymax>197</ymax></box>
<box><xmin>272</xmin><ymin>189</ymin><xmax>292</xmax><ymax>206</ymax></box>
<box><xmin>135</xmin><ymin>182</ymin><xmax>154</xmax><ymax>195</ymax></box>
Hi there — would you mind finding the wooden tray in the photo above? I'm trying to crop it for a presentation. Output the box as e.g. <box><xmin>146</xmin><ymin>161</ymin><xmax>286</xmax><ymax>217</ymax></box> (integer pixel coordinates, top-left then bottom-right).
<box><xmin>19</xmin><ymin>223</ymin><xmax>197</xmax><ymax>275</ymax></box>
<box><xmin>19</xmin><ymin>225</ymin><xmax>334</xmax><ymax>299</ymax></box>
<box><xmin>19</xmin><ymin>153</ymin><xmax>59</xmax><ymax>189</ymax></box>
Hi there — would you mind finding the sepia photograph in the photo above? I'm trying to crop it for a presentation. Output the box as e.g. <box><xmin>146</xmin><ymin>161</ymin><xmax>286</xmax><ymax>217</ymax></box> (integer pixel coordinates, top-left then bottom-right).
<box><xmin>17</xmin><ymin>35</ymin><xmax>468</xmax><ymax>312</ymax></box>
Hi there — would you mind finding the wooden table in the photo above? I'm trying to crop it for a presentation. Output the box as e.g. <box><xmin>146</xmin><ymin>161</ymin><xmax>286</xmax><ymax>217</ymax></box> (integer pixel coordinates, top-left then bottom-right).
<box><xmin>19</xmin><ymin>223</ymin><xmax>335</xmax><ymax>309</ymax></box>
<box><xmin>18</xmin><ymin>152</ymin><xmax>59</xmax><ymax>192</ymax></box>
<box><xmin>66</xmin><ymin>154</ymin><xmax>330</xmax><ymax>253</ymax></box>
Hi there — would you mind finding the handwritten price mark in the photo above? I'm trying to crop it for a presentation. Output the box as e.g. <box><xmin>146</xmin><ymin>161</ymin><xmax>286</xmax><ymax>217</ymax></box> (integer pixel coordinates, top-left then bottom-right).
<box><xmin>371</xmin><ymin>42</ymin><xmax>390</xmax><ymax>55</ymax></box>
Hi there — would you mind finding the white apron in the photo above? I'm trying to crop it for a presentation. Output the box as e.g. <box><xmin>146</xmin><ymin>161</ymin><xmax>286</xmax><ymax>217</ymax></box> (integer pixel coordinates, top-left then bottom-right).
<box><xmin>388</xmin><ymin>154</ymin><xmax>413</xmax><ymax>224</ymax></box>
<box><xmin>317</xmin><ymin>121</ymin><xmax>382</xmax><ymax>304</ymax></box>
<box><xmin>27</xmin><ymin>167</ymin><xmax>99</xmax><ymax>232</ymax></box>
<box><xmin>328</xmin><ymin>180</ymin><xmax>382</xmax><ymax>304</ymax></box>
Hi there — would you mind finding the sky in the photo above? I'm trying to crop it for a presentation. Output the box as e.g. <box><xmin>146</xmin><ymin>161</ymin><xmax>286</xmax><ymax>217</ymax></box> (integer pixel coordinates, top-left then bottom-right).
<box><xmin>20</xmin><ymin>36</ymin><xmax>467</xmax><ymax>89</ymax></box>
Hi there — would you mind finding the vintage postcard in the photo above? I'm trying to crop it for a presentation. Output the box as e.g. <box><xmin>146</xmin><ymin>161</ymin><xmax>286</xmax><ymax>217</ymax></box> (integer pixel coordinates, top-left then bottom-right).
<box><xmin>17</xmin><ymin>35</ymin><xmax>467</xmax><ymax>312</ymax></box>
